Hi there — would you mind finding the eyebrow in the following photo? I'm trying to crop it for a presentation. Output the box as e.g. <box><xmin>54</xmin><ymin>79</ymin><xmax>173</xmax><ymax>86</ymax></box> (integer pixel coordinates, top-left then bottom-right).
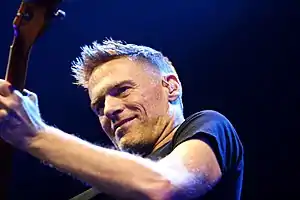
<box><xmin>90</xmin><ymin>80</ymin><xmax>134</xmax><ymax>109</ymax></box>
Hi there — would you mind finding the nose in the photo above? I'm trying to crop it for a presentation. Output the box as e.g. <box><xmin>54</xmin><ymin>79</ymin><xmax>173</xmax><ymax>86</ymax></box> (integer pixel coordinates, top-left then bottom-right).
<box><xmin>103</xmin><ymin>96</ymin><xmax>124</xmax><ymax>122</ymax></box>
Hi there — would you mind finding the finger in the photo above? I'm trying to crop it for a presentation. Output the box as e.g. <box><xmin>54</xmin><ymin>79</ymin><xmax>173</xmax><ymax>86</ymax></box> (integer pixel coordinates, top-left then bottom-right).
<box><xmin>9</xmin><ymin>89</ymin><xmax>25</xmax><ymax>105</ymax></box>
<box><xmin>0</xmin><ymin>109</ymin><xmax>8</xmax><ymax>119</ymax></box>
<box><xmin>22</xmin><ymin>89</ymin><xmax>33</xmax><ymax>96</ymax></box>
<box><xmin>0</xmin><ymin>96</ymin><xmax>9</xmax><ymax>122</ymax></box>
<box><xmin>22</xmin><ymin>89</ymin><xmax>38</xmax><ymax>105</ymax></box>
<box><xmin>0</xmin><ymin>80</ymin><xmax>13</xmax><ymax>97</ymax></box>
<box><xmin>0</xmin><ymin>95</ymin><xmax>16</xmax><ymax>111</ymax></box>
<box><xmin>0</xmin><ymin>95</ymin><xmax>9</xmax><ymax>109</ymax></box>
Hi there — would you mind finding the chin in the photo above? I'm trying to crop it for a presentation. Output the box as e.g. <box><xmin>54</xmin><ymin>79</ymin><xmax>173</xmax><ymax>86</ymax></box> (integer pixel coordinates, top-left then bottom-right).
<box><xmin>118</xmin><ymin>136</ymin><xmax>153</xmax><ymax>156</ymax></box>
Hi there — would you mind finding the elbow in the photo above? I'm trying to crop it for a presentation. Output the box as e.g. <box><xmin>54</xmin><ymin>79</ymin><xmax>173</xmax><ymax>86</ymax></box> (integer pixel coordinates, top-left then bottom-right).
<box><xmin>140</xmin><ymin>175</ymin><xmax>221</xmax><ymax>200</ymax></box>
<box><xmin>139</xmin><ymin>179</ymin><xmax>176</xmax><ymax>200</ymax></box>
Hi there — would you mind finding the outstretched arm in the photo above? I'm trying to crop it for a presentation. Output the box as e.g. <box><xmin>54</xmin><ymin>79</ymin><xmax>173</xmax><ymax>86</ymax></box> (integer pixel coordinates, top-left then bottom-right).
<box><xmin>0</xmin><ymin>80</ymin><xmax>221</xmax><ymax>200</ymax></box>
<box><xmin>28</xmin><ymin>125</ymin><xmax>221</xmax><ymax>200</ymax></box>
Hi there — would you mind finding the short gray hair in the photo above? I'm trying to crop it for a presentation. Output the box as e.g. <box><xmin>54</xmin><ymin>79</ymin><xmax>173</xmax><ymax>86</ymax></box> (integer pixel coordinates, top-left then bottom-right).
<box><xmin>71</xmin><ymin>38</ymin><xmax>183</xmax><ymax>110</ymax></box>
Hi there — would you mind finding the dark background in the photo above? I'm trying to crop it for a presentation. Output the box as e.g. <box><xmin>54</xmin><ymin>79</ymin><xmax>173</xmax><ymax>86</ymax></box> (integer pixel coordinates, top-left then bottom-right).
<box><xmin>1</xmin><ymin>0</ymin><xmax>299</xmax><ymax>199</ymax></box>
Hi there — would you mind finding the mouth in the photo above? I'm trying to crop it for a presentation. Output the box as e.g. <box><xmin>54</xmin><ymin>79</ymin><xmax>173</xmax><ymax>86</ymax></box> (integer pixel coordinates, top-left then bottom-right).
<box><xmin>114</xmin><ymin>117</ymin><xmax>136</xmax><ymax>132</ymax></box>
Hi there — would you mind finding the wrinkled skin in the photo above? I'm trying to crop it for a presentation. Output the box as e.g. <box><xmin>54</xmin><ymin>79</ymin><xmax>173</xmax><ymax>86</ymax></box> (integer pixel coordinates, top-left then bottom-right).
<box><xmin>88</xmin><ymin>57</ymin><xmax>181</xmax><ymax>155</ymax></box>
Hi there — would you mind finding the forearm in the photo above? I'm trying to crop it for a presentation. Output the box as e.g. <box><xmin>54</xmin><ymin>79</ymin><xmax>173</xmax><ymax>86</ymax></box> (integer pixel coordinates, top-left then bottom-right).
<box><xmin>27</xmin><ymin>126</ymin><xmax>172</xmax><ymax>199</ymax></box>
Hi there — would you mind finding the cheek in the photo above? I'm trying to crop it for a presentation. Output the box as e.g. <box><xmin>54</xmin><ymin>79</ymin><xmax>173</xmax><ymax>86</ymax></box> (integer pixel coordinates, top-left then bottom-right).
<box><xmin>99</xmin><ymin>117</ymin><xmax>113</xmax><ymax>136</ymax></box>
<box><xmin>142</xmin><ymin>86</ymin><xmax>167</xmax><ymax>114</ymax></box>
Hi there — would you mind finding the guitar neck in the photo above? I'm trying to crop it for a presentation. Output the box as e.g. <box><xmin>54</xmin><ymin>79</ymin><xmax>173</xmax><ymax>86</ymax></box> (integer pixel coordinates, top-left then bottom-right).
<box><xmin>6</xmin><ymin>36</ymin><xmax>31</xmax><ymax>91</ymax></box>
<box><xmin>0</xmin><ymin>35</ymin><xmax>32</xmax><ymax>200</ymax></box>
<box><xmin>1</xmin><ymin>1</ymin><xmax>64</xmax><ymax>199</ymax></box>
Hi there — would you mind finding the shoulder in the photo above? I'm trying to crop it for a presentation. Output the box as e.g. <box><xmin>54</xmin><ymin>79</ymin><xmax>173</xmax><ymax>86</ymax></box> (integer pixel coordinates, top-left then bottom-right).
<box><xmin>156</xmin><ymin>110</ymin><xmax>244</xmax><ymax>198</ymax></box>
<box><xmin>184</xmin><ymin>109</ymin><xmax>232</xmax><ymax>125</ymax></box>
<box><xmin>172</xmin><ymin>109</ymin><xmax>243</xmax><ymax>172</ymax></box>
<box><xmin>173</xmin><ymin>110</ymin><xmax>236</xmax><ymax>146</ymax></box>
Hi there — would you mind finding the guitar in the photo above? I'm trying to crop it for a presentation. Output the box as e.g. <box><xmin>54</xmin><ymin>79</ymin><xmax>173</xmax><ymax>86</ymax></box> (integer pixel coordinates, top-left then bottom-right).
<box><xmin>0</xmin><ymin>1</ymin><xmax>64</xmax><ymax>199</ymax></box>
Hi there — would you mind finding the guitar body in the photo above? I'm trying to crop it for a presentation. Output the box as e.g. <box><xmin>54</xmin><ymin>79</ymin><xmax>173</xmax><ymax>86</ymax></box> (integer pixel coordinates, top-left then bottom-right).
<box><xmin>0</xmin><ymin>1</ymin><xmax>64</xmax><ymax>199</ymax></box>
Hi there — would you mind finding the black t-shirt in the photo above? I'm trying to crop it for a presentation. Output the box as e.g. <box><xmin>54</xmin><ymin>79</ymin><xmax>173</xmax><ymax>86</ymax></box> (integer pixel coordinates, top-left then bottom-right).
<box><xmin>87</xmin><ymin>110</ymin><xmax>244</xmax><ymax>200</ymax></box>
<box><xmin>147</xmin><ymin>110</ymin><xmax>244</xmax><ymax>200</ymax></box>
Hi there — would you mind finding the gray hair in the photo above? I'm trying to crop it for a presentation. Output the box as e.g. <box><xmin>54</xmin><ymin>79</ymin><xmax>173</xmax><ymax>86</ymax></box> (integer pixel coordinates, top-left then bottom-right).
<box><xmin>71</xmin><ymin>38</ymin><xmax>183</xmax><ymax>111</ymax></box>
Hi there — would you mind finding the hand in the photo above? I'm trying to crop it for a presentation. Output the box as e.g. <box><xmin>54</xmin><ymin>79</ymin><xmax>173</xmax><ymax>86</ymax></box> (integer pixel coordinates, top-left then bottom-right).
<box><xmin>0</xmin><ymin>79</ymin><xmax>46</xmax><ymax>150</ymax></box>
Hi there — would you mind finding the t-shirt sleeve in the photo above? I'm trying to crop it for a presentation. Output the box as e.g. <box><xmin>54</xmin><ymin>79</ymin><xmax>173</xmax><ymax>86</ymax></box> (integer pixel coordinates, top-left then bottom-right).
<box><xmin>172</xmin><ymin>110</ymin><xmax>244</xmax><ymax>173</ymax></box>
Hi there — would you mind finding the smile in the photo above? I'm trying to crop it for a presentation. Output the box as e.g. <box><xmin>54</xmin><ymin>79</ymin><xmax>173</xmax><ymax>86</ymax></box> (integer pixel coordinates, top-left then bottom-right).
<box><xmin>114</xmin><ymin>117</ymin><xmax>136</xmax><ymax>132</ymax></box>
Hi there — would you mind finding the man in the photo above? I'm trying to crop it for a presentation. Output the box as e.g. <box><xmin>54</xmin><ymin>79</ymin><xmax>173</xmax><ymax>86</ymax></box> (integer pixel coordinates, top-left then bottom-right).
<box><xmin>0</xmin><ymin>39</ymin><xmax>244</xmax><ymax>199</ymax></box>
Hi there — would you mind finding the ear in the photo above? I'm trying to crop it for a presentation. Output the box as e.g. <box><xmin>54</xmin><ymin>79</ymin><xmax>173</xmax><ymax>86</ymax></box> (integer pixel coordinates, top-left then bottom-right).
<box><xmin>162</xmin><ymin>74</ymin><xmax>181</xmax><ymax>102</ymax></box>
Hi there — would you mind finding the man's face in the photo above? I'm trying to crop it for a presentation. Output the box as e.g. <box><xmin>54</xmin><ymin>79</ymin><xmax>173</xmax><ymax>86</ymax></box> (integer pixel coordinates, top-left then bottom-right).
<box><xmin>88</xmin><ymin>57</ymin><xmax>171</xmax><ymax>155</ymax></box>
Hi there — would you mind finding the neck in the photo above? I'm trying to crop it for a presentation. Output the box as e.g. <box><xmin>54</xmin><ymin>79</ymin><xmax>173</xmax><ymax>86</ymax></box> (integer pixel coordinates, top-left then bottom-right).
<box><xmin>152</xmin><ymin>112</ymin><xmax>184</xmax><ymax>153</ymax></box>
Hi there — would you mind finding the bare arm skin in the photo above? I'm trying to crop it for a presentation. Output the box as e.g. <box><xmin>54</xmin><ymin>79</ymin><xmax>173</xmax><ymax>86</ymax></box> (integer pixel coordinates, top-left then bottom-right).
<box><xmin>28</xmin><ymin>126</ymin><xmax>221</xmax><ymax>200</ymax></box>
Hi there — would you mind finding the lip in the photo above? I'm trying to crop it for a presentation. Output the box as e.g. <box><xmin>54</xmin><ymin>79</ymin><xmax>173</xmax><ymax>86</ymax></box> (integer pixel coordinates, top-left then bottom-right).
<box><xmin>113</xmin><ymin>117</ymin><xmax>135</xmax><ymax>132</ymax></box>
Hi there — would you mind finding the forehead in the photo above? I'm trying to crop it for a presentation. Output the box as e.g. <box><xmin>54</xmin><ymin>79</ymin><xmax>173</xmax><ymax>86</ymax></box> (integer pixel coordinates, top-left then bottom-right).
<box><xmin>88</xmin><ymin>57</ymin><xmax>151</xmax><ymax>98</ymax></box>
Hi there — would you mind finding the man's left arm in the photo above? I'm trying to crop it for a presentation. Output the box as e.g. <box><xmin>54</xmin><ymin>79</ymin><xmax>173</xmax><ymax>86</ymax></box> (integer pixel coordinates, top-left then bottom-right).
<box><xmin>28</xmin><ymin>126</ymin><xmax>221</xmax><ymax>200</ymax></box>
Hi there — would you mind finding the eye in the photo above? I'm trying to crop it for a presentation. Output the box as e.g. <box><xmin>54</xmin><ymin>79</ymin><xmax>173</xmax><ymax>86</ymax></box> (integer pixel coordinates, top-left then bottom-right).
<box><xmin>115</xmin><ymin>86</ymin><xmax>131</xmax><ymax>96</ymax></box>
<box><xmin>119</xmin><ymin>86</ymin><xmax>129</xmax><ymax>93</ymax></box>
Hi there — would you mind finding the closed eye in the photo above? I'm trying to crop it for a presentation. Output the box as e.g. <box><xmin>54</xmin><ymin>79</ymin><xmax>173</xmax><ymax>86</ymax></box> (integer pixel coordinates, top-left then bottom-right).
<box><xmin>112</xmin><ymin>86</ymin><xmax>131</xmax><ymax>96</ymax></box>
<box><xmin>91</xmin><ymin>81</ymin><xmax>135</xmax><ymax>115</ymax></box>
<box><xmin>93</xmin><ymin>86</ymin><xmax>129</xmax><ymax>115</ymax></box>
<box><xmin>118</xmin><ymin>86</ymin><xmax>130</xmax><ymax>94</ymax></box>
